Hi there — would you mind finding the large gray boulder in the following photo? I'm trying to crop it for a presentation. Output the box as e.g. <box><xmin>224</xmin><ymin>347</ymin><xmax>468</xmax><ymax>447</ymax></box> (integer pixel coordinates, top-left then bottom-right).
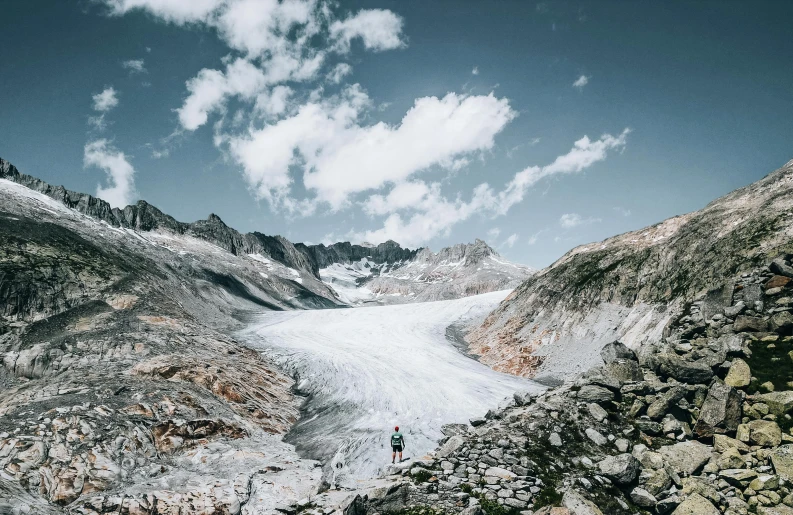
<box><xmin>671</xmin><ymin>493</ymin><xmax>720</xmax><ymax>515</ymax></box>
<box><xmin>693</xmin><ymin>380</ymin><xmax>741</xmax><ymax>437</ymax></box>
<box><xmin>577</xmin><ymin>385</ymin><xmax>615</xmax><ymax>403</ymax></box>
<box><xmin>600</xmin><ymin>341</ymin><xmax>637</xmax><ymax>364</ymax></box>
<box><xmin>658</xmin><ymin>441</ymin><xmax>713</xmax><ymax>476</ymax></box>
<box><xmin>754</xmin><ymin>391</ymin><xmax>793</xmax><ymax>416</ymax></box>
<box><xmin>597</xmin><ymin>453</ymin><xmax>640</xmax><ymax>485</ymax></box>
<box><xmin>646</xmin><ymin>386</ymin><xmax>687</xmax><ymax>420</ymax></box>
<box><xmin>771</xmin><ymin>258</ymin><xmax>793</xmax><ymax>278</ymax></box>
<box><xmin>771</xmin><ymin>445</ymin><xmax>793</xmax><ymax>481</ymax></box>
<box><xmin>658</xmin><ymin>354</ymin><xmax>714</xmax><ymax>384</ymax></box>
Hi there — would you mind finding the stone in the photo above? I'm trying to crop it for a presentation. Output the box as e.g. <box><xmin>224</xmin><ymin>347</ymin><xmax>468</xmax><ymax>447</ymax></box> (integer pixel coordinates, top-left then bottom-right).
<box><xmin>603</xmin><ymin>360</ymin><xmax>644</xmax><ymax>384</ymax></box>
<box><xmin>719</xmin><ymin>468</ymin><xmax>758</xmax><ymax>485</ymax></box>
<box><xmin>757</xmin><ymin>506</ymin><xmax>793</xmax><ymax>515</ymax></box>
<box><xmin>647</xmin><ymin>386</ymin><xmax>687</xmax><ymax>420</ymax></box>
<box><xmin>747</xmin><ymin>420</ymin><xmax>782</xmax><ymax>447</ymax></box>
<box><xmin>671</xmin><ymin>493</ymin><xmax>720</xmax><ymax>515</ymax></box>
<box><xmin>641</xmin><ymin>468</ymin><xmax>672</xmax><ymax>496</ymax></box>
<box><xmin>755</xmin><ymin>391</ymin><xmax>793</xmax><ymax>416</ymax></box>
<box><xmin>725</xmin><ymin>358</ymin><xmax>751</xmax><ymax>387</ymax></box>
<box><xmin>585</xmin><ymin>428</ymin><xmax>608</xmax><ymax>446</ymax></box>
<box><xmin>717</xmin><ymin>448</ymin><xmax>746</xmax><ymax>469</ymax></box>
<box><xmin>694</xmin><ymin>380</ymin><xmax>742</xmax><ymax>437</ymax></box>
<box><xmin>630</xmin><ymin>487</ymin><xmax>657</xmax><ymax>508</ymax></box>
<box><xmin>769</xmin><ymin>312</ymin><xmax>793</xmax><ymax>332</ymax></box>
<box><xmin>713</xmin><ymin>434</ymin><xmax>750</xmax><ymax>453</ymax></box>
<box><xmin>600</xmin><ymin>341</ymin><xmax>637</xmax><ymax>364</ymax></box>
<box><xmin>658</xmin><ymin>441</ymin><xmax>713</xmax><ymax>476</ymax></box>
<box><xmin>438</xmin><ymin>435</ymin><xmax>465</xmax><ymax>458</ymax></box>
<box><xmin>485</xmin><ymin>467</ymin><xmax>517</xmax><ymax>480</ymax></box>
<box><xmin>659</xmin><ymin>354</ymin><xmax>714</xmax><ymax>384</ymax></box>
<box><xmin>503</xmin><ymin>498</ymin><xmax>527</xmax><ymax>509</ymax></box>
<box><xmin>614</xmin><ymin>438</ymin><xmax>630</xmax><ymax>453</ymax></box>
<box><xmin>561</xmin><ymin>490</ymin><xmax>604</xmax><ymax>515</ymax></box>
<box><xmin>513</xmin><ymin>391</ymin><xmax>534</xmax><ymax>407</ymax></box>
<box><xmin>771</xmin><ymin>445</ymin><xmax>793</xmax><ymax>481</ymax></box>
<box><xmin>734</xmin><ymin>315</ymin><xmax>769</xmax><ymax>332</ymax></box>
<box><xmin>576</xmin><ymin>385</ymin><xmax>615</xmax><ymax>403</ymax></box>
<box><xmin>771</xmin><ymin>259</ymin><xmax>793</xmax><ymax>278</ymax></box>
<box><xmin>549</xmin><ymin>432</ymin><xmax>563</xmax><ymax>447</ymax></box>
<box><xmin>597</xmin><ymin>453</ymin><xmax>641</xmax><ymax>485</ymax></box>
<box><xmin>470</xmin><ymin>417</ymin><xmax>487</xmax><ymax>427</ymax></box>
<box><xmin>761</xmin><ymin>381</ymin><xmax>776</xmax><ymax>392</ymax></box>
<box><xmin>587</xmin><ymin>403</ymin><xmax>608</xmax><ymax>422</ymax></box>
<box><xmin>766</xmin><ymin>275</ymin><xmax>792</xmax><ymax>290</ymax></box>
<box><xmin>749</xmin><ymin>474</ymin><xmax>779</xmax><ymax>491</ymax></box>
<box><xmin>725</xmin><ymin>302</ymin><xmax>747</xmax><ymax>318</ymax></box>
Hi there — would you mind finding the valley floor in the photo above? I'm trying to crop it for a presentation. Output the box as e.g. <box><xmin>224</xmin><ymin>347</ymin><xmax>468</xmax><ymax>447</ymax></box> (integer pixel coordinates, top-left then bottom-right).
<box><xmin>238</xmin><ymin>290</ymin><xmax>544</xmax><ymax>487</ymax></box>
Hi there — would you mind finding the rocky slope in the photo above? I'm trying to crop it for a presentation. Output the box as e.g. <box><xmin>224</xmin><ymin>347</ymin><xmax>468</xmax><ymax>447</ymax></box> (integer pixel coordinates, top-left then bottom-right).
<box><xmin>469</xmin><ymin>159</ymin><xmax>793</xmax><ymax>383</ymax></box>
<box><xmin>0</xmin><ymin>160</ymin><xmax>349</xmax><ymax>513</ymax></box>
<box><xmin>317</xmin><ymin>240</ymin><xmax>533</xmax><ymax>305</ymax></box>
<box><xmin>371</xmin><ymin>256</ymin><xmax>793</xmax><ymax>515</ymax></box>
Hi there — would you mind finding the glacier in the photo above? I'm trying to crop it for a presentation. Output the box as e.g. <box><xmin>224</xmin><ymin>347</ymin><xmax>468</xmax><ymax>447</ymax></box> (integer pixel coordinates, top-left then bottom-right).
<box><xmin>239</xmin><ymin>290</ymin><xmax>544</xmax><ymax>486</ymax></box>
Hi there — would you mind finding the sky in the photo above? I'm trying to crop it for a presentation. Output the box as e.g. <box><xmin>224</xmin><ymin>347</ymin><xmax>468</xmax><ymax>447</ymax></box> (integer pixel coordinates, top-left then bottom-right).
<box><xmin>1</xmin><ymin>1</ymin><xmax>792</xmax><ymax>268</ymax></box>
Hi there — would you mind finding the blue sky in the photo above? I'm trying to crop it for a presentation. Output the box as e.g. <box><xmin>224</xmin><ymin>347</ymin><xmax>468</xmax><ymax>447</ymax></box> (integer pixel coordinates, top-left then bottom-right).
<box><xmin>1</xmin><ymin>1</ymin><xmax>792</xmax><ymax>268</ymax></box>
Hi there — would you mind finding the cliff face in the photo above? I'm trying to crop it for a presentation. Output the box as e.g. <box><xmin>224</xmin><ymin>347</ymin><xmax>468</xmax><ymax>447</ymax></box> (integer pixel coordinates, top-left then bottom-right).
<box><xmin>469</xmin><ymin>159</ymin><xmax>793</xmax><ymax>382</ymax></box>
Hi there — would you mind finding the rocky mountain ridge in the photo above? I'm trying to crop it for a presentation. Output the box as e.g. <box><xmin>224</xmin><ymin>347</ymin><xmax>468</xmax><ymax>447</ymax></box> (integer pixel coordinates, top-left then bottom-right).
<box><xmin>468</xmin><ymin>159</ymin><xmax>793</xmax><ymax>383</ymax></box>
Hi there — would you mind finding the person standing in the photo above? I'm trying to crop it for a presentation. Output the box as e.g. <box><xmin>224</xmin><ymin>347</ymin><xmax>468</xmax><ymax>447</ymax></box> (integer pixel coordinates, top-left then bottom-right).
<box><xmin>391</xmin><ymin>426</ymin><xmax>405</xmax><ymax>463</ymax></box>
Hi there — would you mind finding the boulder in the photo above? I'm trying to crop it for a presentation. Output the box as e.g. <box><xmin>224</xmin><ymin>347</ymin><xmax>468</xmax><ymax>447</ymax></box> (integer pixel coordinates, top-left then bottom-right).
<box><xmin>671</xmin><ymin>493</ymin><xmax>719</xmax><ymax>515</ymax></box>
<box><xmin>658</xmin><ymin>355</ymin><xmax>714</xmax><ymax>384</ymax></box>
<box><xmin>562</xmin><ymin>489</ymin><xmax>605</xmax><ymax>515</ymax></box>
<box><xmin>771</xmin><ymin>259</ymin><xmax>793</xmax><ymax>278</ymax></box>
<box><xmin>484</xmin><ymin>467</ymin><xmax>517</xmax><ymax>480</ymax></box>
<box><xmin>747</xmin><ymin>419</ymin><xmax>782</xmax><ymax>447</ymax></box>
<box><xmin>600</xmin><ymin>341</ymin><xmax>637</xmax><ymax>364</ymax></box>
<box><xmin>469</xmin><ymin>417</ymin><xmax>486</xmax><ymax>427</ymax></box>
<box><xmin>585</xmin><ymin>428</ymin><xmax>608</xmax><ymax>446</ymax></box>
<box><xmin>769</xmin><ymin>311</ymin><xmax>793</xmax><ymax>332</ymax></box>
<box><xmin>597</xmin><ymin>453</ymin><xmax>640</xmax><ymax>485</ymax></box>
<box><xmin>693</xmin><ymin>380</ymin><xmax>741</xmax><ymax>437</ymax></box>
<box><xmin>630</xmin><ymin>487</ymin><xmax>657</xmax><ymax>508</ymax></box>
<box><xmin>734</xmin><ymin>315</ymin><xmax>768</xmax><ymax>332</ymax></box>
<box><xmin>713</xmin><ymin>434</ymin><xmax>750</xmax><ymax>453</ymax></box>
<box><xmin>719</xmin><ymin>468</ymin><xmax>758</xmax><ymax>485</ymax></box>
<box><xmin>766</xmin><ymin>275</ymin><xmax>792</xmax><ymax>290</ymax></box>
<box><xmin>647</xmin><ymin>386</ymin><xmax>687</xmax><ymax>420</ymax></box>
<box><xmin>576</xmin><ymin>385</ymin><xmax>615</xmax><ymax>403</ymax></box>
<box><xmin>724</xmin><ymin>358</ymin><xmax>751</xmax><ymax>387</ymax></box>
<box><xmin>771</xmin><ymin>445</ymin><xmax>793</xmax><ymax>481</ymax></box>
<box><xmin>437</xmin><ymin>435</ymin><xmax>465</xmax><ymax>458</ymax></box>
<box><xmin>754</xmin><ymin>391</ymin><xmax>793</xmax><ymax>416</ymax></box>
<box><xmin>658</xmin><ymin>441</ymin><xmax>713</xmax><ymax>476</ymax></box>
<box><xmin>587</xmin><ymin>403</ymin><xmax>608</xmax><ymax>422</ymax></box>
<box><xmin>602</xmin><ymin>360</ymin><xmax>643</xmax><ymax>384</ymax></box>
<box><xmin>757</xmin><ymin>506</ymin><xmax>793</xmax><ymax>515</ymax></box>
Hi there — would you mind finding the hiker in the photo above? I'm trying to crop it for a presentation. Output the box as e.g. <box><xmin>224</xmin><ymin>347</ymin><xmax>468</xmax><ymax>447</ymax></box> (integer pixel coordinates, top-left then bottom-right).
<box><xmin>391</xmin><ymin>426</ymin><xmax>405</xmax><ymax>463</ymax></box>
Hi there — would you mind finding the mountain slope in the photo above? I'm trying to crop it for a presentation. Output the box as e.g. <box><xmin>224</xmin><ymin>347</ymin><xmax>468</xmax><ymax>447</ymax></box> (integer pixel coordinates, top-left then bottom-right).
<box><xmin>315</xmin><ymin>239</ymin><xmax>533</xmax><ymax>305</ymax></box>
<box><xmin>469</xmin><ymin>158</ymin><xmax>793</xmax><ymax>382</ymax></box>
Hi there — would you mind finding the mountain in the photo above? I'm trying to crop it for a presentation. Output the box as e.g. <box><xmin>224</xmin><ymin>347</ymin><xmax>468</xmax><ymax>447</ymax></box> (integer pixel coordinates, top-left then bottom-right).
<box><xmin>312</xmin><ymin>239</ymin><xmax>533</xmax><ymax>305</ymax></box>
<box><xmin>468</xmin><ymin>158</ymin><xmax>793</xmax><ymax>383</ymax></box>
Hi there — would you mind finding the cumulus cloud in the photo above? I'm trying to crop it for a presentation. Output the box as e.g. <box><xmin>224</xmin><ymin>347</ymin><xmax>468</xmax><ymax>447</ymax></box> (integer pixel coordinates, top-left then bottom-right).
<box><xmin>84</xmin><ymin>139</ymin><xmax>137</xmax><ymax>208</ymax></box>
<box><xmin>327</xmin><ymin>62</ymin><xmax>352</xmax><ymax>84</ymax></box>
<box><xmin>122</xmin><ymin>58</ymin><xmax>147</xmax><ymax>73</ymax></box>
<box><xmin>330</xmin><ymin>9</ymin><xmax>405</xmax><ymax>53</ymax></box>
<box><xmin>349</xmin><ymin>130</ymin><xmax>628</xmax><ymax>246</ymax></box>
<box><xmin>226</xmin><ymin>87</ymin><xmax>516</xmax><ymax>209</ymax></box>
<box><xmin>573</xmin><ymin>75</ymin><xmax>589</xmax><ymax>90</ymax></box>
<box><xmin>559</xmin><ymin>212</ymin><xmax>600</xmax><ymax>228</ymax></box>
<box><xmin>92</xmin><ymin>87</ymin><xmax>119</xmax><ymax>112</ymax></box>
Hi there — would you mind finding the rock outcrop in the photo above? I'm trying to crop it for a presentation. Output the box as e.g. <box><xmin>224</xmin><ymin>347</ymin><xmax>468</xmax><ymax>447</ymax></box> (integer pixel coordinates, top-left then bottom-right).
<box><xmin>468</xmin><ymin>159</ymin><xmax>793</xmax><ymax>381</ymax></box>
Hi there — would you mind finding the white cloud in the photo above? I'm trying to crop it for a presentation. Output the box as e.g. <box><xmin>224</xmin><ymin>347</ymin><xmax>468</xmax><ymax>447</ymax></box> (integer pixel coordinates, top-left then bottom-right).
<box><xmin>177</xmin><ymin>58</ymin><xmax>268</xmax><ymax>130</ymax></box>
<box><xmin>503</xmin><ymin>233</ymin><xmax>518</xmax><ymax>248</ymax></box>
<box><xmin>227</xmin><ymin>88</ymin><xmax>516</xmax><ymax>210</ymax></box>
<box><xmin>363</xmin><ymin>181</ymin><xmax>432</xmax><ymax>216</ymax></box>
<box><xmin>84</xmin><ymin>139</ymin><xmax>137</xmax><ymax>208</ymax></box>
<box><xmin>573</xmin><ymin>75</ymin><xmax>589</xmax><ymax>90</ymax></box>
<box><xmin>350</xmin><ymin>130</ymin><xmax>628</xmax><ymax>246</ymax></box>
<box><xmin>613</xmin><ymin>206</ymin><xmax>631</xmax><ymax>217</ymax></box>
<box><xmin>102</xmin><ymin>0</ymin><xmax>221</xmax><ymax>24</ymax></box>
<box><xmin>92</xmin><ymin>87</ymin><xmax>119</xmax><ymax>112</ymax></box>
<box><xmin>254</xmin><ymin>85</ymin><xmax>293</xmax><ymax>118</ymax></box>
<box><xmin>330</xmin><ymin>9</ymin><xmax>405</xmax><ymax>53</ymax></box>
<box><xmin>527</xmin><ymin>229</ymin><xmax>547</xmax><ymax>245</ymax></box>
<box><xmin>122</xmin><ymin>58</ymin><xmax>147</xmax><ymax>74</ymax></box>
<box><xmin>559</xmin><ymin>212</ymin><xmax>601</xmax><ymax>228</ymax></box>
<box><xmin>327</xmin><ymin>62</ymin><xmax>353</xmax><ymax>84</ymax></box>
<box><xmin>487</xmin><ymin>227</ymin><xmax>500</xmax><ymax>239</ymax></box>
<box><xmin>472</xmin><ymin>66</ymin><xmax>479</xmax><ymax>75</ymax></box>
